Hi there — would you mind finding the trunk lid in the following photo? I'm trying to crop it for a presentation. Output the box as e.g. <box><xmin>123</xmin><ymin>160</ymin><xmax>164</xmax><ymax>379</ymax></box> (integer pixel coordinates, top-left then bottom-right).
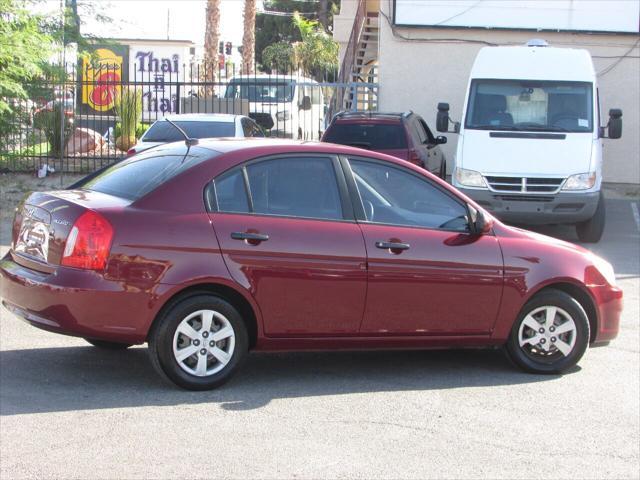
<box><xmin>12</xmin><ymin>189</ymin><xmax>129</xmax><ymax>269</ymax></box>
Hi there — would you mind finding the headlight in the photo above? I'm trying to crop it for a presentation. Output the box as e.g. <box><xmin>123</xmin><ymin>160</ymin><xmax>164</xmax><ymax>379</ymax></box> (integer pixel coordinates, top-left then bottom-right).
<box><xmin>592</xmin><ymin>255</ymin><xmax>617</xmax><ymax>286</ymax></box>
<box><xmin>562</xmin><ymin>172</ymin><xmax>596</xmax><ymax>191</ymax></box>
<box><xmin>454</xmin><ymin>168</ymin><xmax>486</xmax><ymax>188</ymax></box>
<box><xmin>276</xmin><ymin>111</ymin><xmax>290</xmax><ymax>121</ymax></box>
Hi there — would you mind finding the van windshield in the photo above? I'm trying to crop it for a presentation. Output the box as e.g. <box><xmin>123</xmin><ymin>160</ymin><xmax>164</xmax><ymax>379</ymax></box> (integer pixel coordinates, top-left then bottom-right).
<box><xmin>465</xmin><ymin>80</ymin><xmax>593</xmax><ymax>133</ymax></box>
<box><xmin>224</xmin><ymin>79</ymin><xmax>295</xmax><ymax>103</ymax></box>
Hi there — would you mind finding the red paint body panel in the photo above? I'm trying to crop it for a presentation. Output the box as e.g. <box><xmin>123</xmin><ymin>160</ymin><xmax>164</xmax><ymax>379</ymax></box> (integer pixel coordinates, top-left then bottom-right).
<box><xmin>0</xmin><ymin>139</ymin><xmax>622</xmax><ymax>352</ymax></box>
<box><xmin>209</xmin><ymin>213</ymin><xmax>367</xmax><ymax>336</ymax></box>
<box><xmin>359</xmin><ymin>224</ymin><xmax>503</xmax><ymax>335</ymax></box>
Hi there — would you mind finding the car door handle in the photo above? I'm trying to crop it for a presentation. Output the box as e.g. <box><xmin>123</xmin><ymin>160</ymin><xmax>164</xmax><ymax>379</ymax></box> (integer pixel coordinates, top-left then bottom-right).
<box><xmin>231</xmin><ymin>232</ymin><xmax>269</xmax><ymax>243</ymax></box>
<box><xmin>375</xmin><ymin>241</ymin><xmax>410</xmax><ymax>251</ymax></box>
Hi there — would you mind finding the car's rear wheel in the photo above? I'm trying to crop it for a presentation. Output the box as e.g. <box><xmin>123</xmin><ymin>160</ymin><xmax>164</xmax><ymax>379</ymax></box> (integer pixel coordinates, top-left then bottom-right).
<box><xmin>505</xmin><ymin>289</ymin><xmax>589</xmax><ymax>374</ymax></box>
<box><xmin>576</xmin><ymin>191</ymin><xmax>605</xmax><ymax>243</ymax></box>
<box><xmin>148</xmin><ymin>294</ymin><xmax>248</xmax><ymax>390</ymax></box>
<box><xmin>85</xmin><ymin>339</ymin><xmax>132</xmax><ymax>350</ymax></box>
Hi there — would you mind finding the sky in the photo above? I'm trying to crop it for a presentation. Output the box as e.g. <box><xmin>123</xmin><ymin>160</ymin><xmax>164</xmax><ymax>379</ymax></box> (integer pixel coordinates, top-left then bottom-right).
<box><xmin>42</xmin><ymin>0</ymin><xmax>263</xmax><ymax>46</ymax></box>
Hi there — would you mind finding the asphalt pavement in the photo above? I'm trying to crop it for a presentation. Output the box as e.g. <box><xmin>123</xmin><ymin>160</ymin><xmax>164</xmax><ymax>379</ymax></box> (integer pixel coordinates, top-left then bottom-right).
<box><xmin>0</xmin><ymin>193</ymin><xmax>638</xmax><ymax>479</ymax></box>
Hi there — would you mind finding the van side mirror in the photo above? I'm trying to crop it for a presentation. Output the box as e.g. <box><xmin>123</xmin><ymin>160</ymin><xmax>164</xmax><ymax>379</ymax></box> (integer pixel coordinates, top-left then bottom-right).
<box><xmin>299</xmin><ymin>96</ymin><xmax>312</xmax><ymax>111</ymax></box>
<box><xmin>436</xmin><ymin>103</ymin><xmax>450</xmax><ymax>132</ymax></box>
<box><xmin>607</xmin><ymin>108</ymin><xmax>622</xmax><ymax>139</ymax></box>
<box><xmin>436</xmin><ymin>102</ymin><xmax>460</xmax><ymax>133</ymax></box>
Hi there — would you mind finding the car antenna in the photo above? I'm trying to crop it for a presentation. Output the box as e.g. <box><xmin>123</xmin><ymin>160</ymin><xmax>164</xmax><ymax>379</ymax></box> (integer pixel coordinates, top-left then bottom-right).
<box><xmin>164</xmin><ymin>118</ymin><xmax>199</xmax><ymax>147</ymax></box>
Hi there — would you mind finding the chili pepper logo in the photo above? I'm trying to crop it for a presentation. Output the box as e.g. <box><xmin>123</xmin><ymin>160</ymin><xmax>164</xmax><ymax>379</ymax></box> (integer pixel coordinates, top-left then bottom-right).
<box><xmin>81</xmin><ymin>48</ymin><xmax>123</xmax><ymax>112</ymax></box>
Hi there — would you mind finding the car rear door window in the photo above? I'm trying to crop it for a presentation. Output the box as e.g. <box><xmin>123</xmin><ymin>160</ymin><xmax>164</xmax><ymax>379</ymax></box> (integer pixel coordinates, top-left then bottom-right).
<box><xmin>213</xmin><ymin>169</ymin><xmax>250</xmax><ymax>213</ymax></box>
<box><xmin>324</xmin><ymin>124</ymin><xmax>407</xmax><ymax>150</ymax></box>
<box><xmin>349</xmin><ymin>159</ymin><xmax>469</xmax><ymax>231</ymax></box>
<box><xmin>246</xmin><ymin>157</ymin><xmax>343</xmax><ymax>220</ymax></box>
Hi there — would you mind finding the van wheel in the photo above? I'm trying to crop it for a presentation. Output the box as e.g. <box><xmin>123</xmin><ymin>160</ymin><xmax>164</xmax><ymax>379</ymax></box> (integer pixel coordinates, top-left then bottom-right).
<box><xmin>505</xmin><ymin>289</ymin><xmax>589</xmax><ymax>374</ymax></box>
<box><xmin>576</xmin><ymin>191</ymin><xmax>605</xmax><ymax>243</ymax></box>
<box><xmin>148</xmin><ymin>295</ymin><xmax>248</xmax><ymax>390</ymax></box>
<box><xmin>85</xmin><ymin>339</ymin><xmax>132</xmax><ymax>350</ymax></box>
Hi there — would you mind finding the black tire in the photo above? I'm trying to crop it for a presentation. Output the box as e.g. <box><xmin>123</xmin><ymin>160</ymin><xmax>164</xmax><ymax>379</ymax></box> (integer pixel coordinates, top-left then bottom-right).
<box><xmin>85</xmin><ymin>338</ymin><xmax>132</xmax><ymax>350</ymax></box>
<box><xmin>576</xmin><ymin>191</ymin><xmax>605</xmax><ymax>243</ymax></box>
<box><xmin>148</xmin><ymin>294</ymin><xmax>248</xmax><ymax>390</ymax></box>
<box><xmin>505</xmin><ymin>289</ymin><xmax>590</xmax><ymax>374</ymax></box>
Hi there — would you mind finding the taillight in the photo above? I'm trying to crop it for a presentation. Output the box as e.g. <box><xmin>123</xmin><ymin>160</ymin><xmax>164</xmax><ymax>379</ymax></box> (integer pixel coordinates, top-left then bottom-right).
<box><xmin>408</xmin><ymin>149</ymin><xmax>422</xmax><ymax>166</ymax></box>
<box><xmin>127</xmin><ymin>147</ymin><xmax>136</xmax><ymax>156</ymax></box>
<box><xmin>61</xmin><ymin>211</ymin><xmax>113</xmax><ymax>270</ymax></box>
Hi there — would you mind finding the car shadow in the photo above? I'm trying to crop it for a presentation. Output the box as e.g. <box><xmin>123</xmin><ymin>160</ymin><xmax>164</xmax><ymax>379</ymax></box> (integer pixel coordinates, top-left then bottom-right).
<box><xmin>0</xmin><ymin>346</ymin><xmax>571</xmax><ymax>416</ymax></box>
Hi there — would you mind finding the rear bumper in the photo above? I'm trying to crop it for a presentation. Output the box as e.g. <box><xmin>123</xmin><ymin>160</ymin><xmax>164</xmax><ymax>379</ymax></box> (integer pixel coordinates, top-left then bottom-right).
<box><xmin>458</xmin><ymin>187</ymin><xmax>600</xmax><ymax>225</ymax></box>
<box><xmin>0</xmin><ymin>254</ymin><xmax>153</xmax><ymax>343</ymax></box>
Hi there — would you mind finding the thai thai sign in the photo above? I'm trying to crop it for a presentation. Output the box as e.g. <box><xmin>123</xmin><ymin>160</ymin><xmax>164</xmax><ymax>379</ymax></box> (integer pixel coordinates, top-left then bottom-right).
<box><xmin>80</xmin><ymin>45</ymin><xmax>129</xmax><ymax>113</ymax></box>
<box><xmin>129</xmin><ymin>44</ymin><xmax>190</xmax><ymax>121</ymax></box>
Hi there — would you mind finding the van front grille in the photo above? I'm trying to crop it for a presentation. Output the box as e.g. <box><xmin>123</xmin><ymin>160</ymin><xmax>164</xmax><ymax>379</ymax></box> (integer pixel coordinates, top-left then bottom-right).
<box><xmin>485</xmin><ymin>176</ymin><xmax>564</xmax><ymax>194</ymax></box>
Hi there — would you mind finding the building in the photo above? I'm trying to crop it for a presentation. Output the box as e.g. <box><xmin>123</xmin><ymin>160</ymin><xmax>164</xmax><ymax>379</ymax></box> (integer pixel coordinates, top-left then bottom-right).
<box><xmin>333</xmin><ymin>0</ymin><xmax>640</xmax><ymax>184</ymax></box>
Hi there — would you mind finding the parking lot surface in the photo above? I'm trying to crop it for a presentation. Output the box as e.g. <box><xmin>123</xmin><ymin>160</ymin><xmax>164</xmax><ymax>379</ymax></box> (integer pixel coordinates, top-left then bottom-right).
<box><xmin>0</xmin><ymin>177</ymin><xmax>638</xmax><ymax>479</ymax></box>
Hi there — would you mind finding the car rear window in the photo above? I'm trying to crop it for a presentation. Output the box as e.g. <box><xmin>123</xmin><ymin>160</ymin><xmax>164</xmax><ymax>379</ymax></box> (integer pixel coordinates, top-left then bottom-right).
<box><xmin>324</xmin><ymin>123</ymin><xmax>407</xmax><ymax>150</ymax></box>
<box><xmin>143</xmin><ymin>121</ymin><xmax>235</xmax><ymax>142</ymax></box>
<box><xmin>79</xmin><ymin>144</ymin><xmax>217</xmax><ymax>201</ymax></box>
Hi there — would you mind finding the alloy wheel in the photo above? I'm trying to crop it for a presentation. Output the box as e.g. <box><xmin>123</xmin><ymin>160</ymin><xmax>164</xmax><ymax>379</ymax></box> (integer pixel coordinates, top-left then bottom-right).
<box><xmin>518</xmin><ymin>305</ymin><xmax>577</xmax><ymax>361</ymax></box>
<box><xmin>172</xmin><ymin>309</ymin><xmax>236</xmax><ymax>377</ymax></box>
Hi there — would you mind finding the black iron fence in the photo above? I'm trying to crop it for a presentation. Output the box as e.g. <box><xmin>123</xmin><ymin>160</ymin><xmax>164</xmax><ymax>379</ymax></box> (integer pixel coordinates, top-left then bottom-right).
<box><xmin>0</xmin><ymin>61</ymin><xmax>378</xmax><ymax>173</ymax></box>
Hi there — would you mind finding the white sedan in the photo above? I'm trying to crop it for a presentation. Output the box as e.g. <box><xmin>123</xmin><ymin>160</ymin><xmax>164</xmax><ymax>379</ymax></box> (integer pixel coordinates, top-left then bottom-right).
<box><xmin>127</xmin><ymin>113</ymin><xmax>264</xmax><ymax>155</ymax></box>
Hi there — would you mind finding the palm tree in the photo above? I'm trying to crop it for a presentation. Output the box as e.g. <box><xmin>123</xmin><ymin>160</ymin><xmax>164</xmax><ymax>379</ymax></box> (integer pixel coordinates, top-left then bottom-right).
<box><xmin>242</xmin><ymin>0</ymin><xmax>256</xmax><ymax>74</ymax></box>
<box><xmin>203</xmin><ymin>0</ymin><xmax>221</xmax><ymax>89</ymax></box>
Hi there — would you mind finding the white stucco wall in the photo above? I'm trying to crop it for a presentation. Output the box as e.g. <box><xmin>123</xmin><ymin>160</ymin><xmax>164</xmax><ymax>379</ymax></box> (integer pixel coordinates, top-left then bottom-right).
<box><xmin>377</xmin><ymin>2</ymin><xmax>640</xmax><ymax>184</ymax></box>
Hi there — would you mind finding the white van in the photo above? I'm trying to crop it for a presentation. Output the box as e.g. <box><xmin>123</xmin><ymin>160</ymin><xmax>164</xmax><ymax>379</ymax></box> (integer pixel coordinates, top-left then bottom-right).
<box><xmin>223</xmin><ymin>75</ymin><xmax>325</xmax><ymax>140</ymax></box>
<box><xmin>436</xmin><ymin>40</ymin><xmax>622</xmax><ymax>242</ymax></box>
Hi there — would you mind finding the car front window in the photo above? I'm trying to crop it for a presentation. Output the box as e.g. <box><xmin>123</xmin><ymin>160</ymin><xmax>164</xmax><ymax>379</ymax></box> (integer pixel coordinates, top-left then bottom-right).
<box><xmin>350</xmin><ymin>159</ymin><xmax>469</xmax><ymax>231</ymax></box>
<box><xmin>465</xmin><ymin>79</ymin><xmax>593</xmax><ymax>132</ymax></box>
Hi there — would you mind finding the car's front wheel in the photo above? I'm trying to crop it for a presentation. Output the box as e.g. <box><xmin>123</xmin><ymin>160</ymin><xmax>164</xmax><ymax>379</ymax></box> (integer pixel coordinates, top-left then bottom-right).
<box><xmin>148</xmin><ymin>294</ymin><xmax>248</xmax><ymax>390</ymax></box>
<box><xmin>505</xmin><ymin>289</ymin><xmax>590</xmax><ymax>374</ymax></box>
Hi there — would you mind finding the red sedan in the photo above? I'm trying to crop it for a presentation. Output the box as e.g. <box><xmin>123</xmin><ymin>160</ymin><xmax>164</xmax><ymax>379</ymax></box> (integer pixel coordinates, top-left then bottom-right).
<box><xmin>0</xmin><ymin>139</ymin><xmax>622</xmax><ymax>390</ymax></box>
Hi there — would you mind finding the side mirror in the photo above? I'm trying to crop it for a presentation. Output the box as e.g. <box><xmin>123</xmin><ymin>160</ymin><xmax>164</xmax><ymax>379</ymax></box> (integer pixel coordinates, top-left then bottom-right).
<box><xmin>437</xmin><ymin>102</ymin><xmax>460</xmax><ymax>134</ymax></box>
<box><xmin>607</xmin><ymin>108</ymin><xmax>622</xmax><ymax>139</ymax></box>
<box><xmin>435</xmin><ymin>135</ymin><xmax>447</xmax><ymax>145</ymax></box>
<box><xmin>469</xmin><ymin>204</ymin><xmax>493</xmax><ymax>235</ymax></box>
<box><xmin>436</xmin><ymin>102</ymin><xmax>450</xmax><ymax>132</ymax></box>
<box><xmin>299</xmin><ymin>96</ymin><xmax>312</xmax><ymax>111</ymax></box>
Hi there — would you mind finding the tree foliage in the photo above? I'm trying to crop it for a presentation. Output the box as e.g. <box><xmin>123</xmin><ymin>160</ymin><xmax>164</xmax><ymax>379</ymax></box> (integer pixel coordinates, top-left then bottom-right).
<box><xmin>0</xmin><ymin>0</ymin><xmax>110</xmax><ymax>153</ymax></box>
<box><xmin>292</xmin><ymin>12</ymin><xmax>339</xmax><ymax>78</ymax></box>
<box><xmin>255</xmin><ymin>0</ymin><xmax>339</xmax><ymax>70</ymax></box>
<box><xmin>262</xmin><ymin>41</ymin><xmax>295</xmax><ymax>73</ymax></box>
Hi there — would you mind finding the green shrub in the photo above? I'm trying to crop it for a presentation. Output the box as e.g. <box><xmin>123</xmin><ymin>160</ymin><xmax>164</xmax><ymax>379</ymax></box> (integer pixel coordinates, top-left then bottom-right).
<box><xmin>32</xmin><ymin>103</ymin><xmax>73</xmax><ymax>157</ymax></box>
<box><xmin>114</xmin><ymin>87</ymin><xmax>143</xmax><ymax>150</ymax></box>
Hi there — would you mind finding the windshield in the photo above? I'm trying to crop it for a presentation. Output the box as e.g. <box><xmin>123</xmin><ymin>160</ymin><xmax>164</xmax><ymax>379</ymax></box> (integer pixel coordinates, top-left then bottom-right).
<box><xmin>465</xmin><ymin>80</ymin><xmax>593</xmax><ymax>132</ymax></box>
<box><xmin>324</xmin><ymin>123</ymin><xmax>408</xmax><ymax>150</ymax></box>
<box><xmin>79</xmin><ymin>145</ymin><xmax>216</xmax><ymax>200</ymax></box>
<box><xmin>143</xmin><ymin>121</ymin><xmax>235</xmax><ymax>142</ymax></box>
<box><xmin>224</xmin><ymin>79</ymin><xmax>295</xmax><ymax>103</ymax></box>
